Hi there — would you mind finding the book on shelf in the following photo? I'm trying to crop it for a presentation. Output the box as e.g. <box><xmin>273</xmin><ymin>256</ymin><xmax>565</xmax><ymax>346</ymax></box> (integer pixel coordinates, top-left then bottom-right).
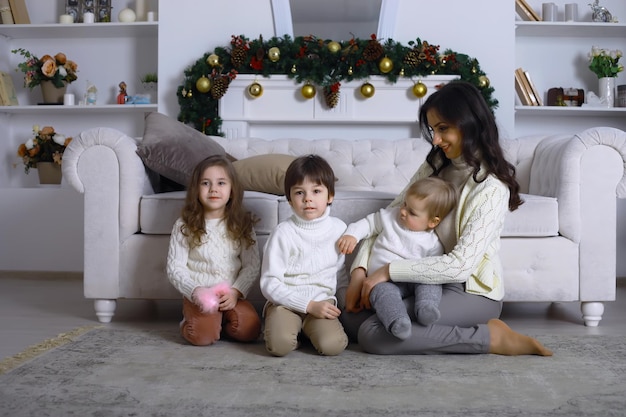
<box><xmin>523</xmin><ymin>70</ymin><xmax>543</xmax><ymax>106</ymax></box>
<box><xmin>514</xmin><ymin>70</ymin><xmax>533</xmax><ymax>106</ymax></box>
<box><xmin>515</xmin><ymin>0</ymin><xmax>541</xmax><ymax>21</ymax></box>
<box><xmin>8</xmin><ymin>0</ymin><xmax>28</xmax><ymax>24</ymax></box>
<box><xmin>0</xmin><ymin>71</ymin><xmax>19</xmax><ymax>106</ymax></box>
<box><xmin>0</xmin><ymin>0</ymin><xmax>14</xmax><ymax>24</ymax></box>
<box><xmin>514</xmin><ymin>68</ymin><xmax>539</xmax><ymax>106</ymax></box>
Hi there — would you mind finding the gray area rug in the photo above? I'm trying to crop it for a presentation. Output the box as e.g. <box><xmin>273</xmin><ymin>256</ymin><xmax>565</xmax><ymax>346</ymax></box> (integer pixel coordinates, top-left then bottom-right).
<box><xmin>0</xmin><ymin>327</ymin><xmax>624</xmax><ymax>417</ymax></box>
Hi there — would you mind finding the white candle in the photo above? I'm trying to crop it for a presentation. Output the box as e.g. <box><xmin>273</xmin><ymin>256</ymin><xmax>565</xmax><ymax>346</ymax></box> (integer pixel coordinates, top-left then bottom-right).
<box><xmin>135</xmin><ymin>0</ymin><xmax>146</xmax><ymax>21</ymax></box>
<box><xmin>146</xmin><ymin>11</ymin><xmax>156</xmax><ymax>21</ymax></box>
<box><xmin>83</xmin><ymin>12</ymin><xmax>95</xmax><ymax>23</ymax></box>
<box><xmin>59</xmin><ymin>14</ymin><xmax>74</xmax><ymax>24</ymax></box>
<box><xmin>63</xmin><ymin>93</ymin><xmax>75</xmax><ymax>106</ymax></box>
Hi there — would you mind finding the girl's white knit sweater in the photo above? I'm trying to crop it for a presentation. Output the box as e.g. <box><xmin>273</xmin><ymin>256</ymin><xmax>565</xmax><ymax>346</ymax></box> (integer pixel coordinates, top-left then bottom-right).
<box><xmin>260</xmin><ymin>207</ymin><xmax>349</xmax><ymax>314</ymax></box>
<box><xmin>166</xmin><ymin>217</ymin><xmax>260</xmax><ymax>301</ymax></box>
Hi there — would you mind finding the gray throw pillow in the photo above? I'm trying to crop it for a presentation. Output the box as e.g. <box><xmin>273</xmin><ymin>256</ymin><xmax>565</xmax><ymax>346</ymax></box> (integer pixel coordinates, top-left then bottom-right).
<box><xmin>136</xmin><ymin>112</ymin><xmax>231</xmax><ymax>188</ymax></box>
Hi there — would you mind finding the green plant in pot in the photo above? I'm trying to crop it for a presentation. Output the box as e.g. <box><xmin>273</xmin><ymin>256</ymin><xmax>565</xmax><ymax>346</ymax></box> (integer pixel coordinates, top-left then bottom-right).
<box><xmin>140</xmin><ymin>72</ymin><xmax>158</xmax><ymax>102</ymax></box>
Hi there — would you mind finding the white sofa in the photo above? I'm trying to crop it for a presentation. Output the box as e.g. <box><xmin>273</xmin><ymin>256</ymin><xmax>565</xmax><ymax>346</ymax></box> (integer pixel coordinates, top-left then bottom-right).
<box><xmin>62</xmin><ymin>126</ymin><xmax>626</xmax><ymax>326</ymax></box>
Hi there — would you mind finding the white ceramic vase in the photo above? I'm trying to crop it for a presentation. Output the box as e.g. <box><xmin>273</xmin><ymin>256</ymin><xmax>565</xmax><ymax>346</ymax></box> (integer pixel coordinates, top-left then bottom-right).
<box><xmin>598</xmin><ymin>77</ymin><xmax>615</xmax><ymax>108</ymax></box>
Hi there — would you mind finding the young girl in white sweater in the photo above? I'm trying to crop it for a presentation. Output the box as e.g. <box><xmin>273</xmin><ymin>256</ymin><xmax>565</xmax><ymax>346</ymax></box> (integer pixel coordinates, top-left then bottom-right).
<box><xmin>260</xmin><ymin>155</ymin><xmax>349</xmax><ymax>357</ymax></box>
<box><xmin>167</xmin><ymin>155</ymin><xmax>261</xmax><ymax>346</ymax></box>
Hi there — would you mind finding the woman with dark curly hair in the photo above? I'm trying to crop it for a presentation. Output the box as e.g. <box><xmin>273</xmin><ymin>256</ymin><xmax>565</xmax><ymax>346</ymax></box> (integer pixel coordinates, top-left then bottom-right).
<box><xmin>341</xmin><ymin>81</ymin><xmax>552</xmax><ymax>356</ymax></box>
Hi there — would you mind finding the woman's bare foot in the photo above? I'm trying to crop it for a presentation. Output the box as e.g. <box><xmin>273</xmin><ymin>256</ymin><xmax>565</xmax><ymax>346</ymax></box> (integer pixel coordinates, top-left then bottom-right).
<box><xmin>488</xmin><ymin>319</ymin><xmax>553</xmax><ymax>356</ymax></box>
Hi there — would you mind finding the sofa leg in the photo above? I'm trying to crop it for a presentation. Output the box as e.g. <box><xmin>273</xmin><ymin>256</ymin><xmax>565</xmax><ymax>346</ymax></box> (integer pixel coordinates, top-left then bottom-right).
<box><xmin>581</xmin><ymin>301</ymin><xmax>604</xmax><ymax>327</ymax></box>
<box><xmin>94</xmin><ymin>299</ymin><xmax>117</xmax><ymax>323</ymax></box>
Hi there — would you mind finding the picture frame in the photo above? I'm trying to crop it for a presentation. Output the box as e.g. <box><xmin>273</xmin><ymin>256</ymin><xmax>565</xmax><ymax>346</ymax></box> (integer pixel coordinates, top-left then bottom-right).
<box><xmin>65</xmin><ymin>0</ymin><xmax>111</xmax><ymax>22</ymax></box>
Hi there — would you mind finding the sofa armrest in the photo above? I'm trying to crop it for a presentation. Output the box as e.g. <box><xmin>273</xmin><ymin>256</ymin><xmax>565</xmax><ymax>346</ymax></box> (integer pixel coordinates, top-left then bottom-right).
<box><xmin>529</xmin><ymin>127</ymin><xmax>626</xmax><ymax>242</ymax></box>
<box><xmin>62</xmin><ymin>127</ymin><xmax>152</xmax><ymax>298</ymax></box>
<box><xmin>529</xmin><ymin>127</ymin><xmax>626</xmax><ymax>301</ymax></box>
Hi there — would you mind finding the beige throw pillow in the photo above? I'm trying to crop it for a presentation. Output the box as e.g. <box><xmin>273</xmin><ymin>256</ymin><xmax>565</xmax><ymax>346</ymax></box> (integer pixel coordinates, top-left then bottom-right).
<box><xmin>233</xmin><ymin>154</ymin><xmax>296</xmax><ymax>195</ymax></box>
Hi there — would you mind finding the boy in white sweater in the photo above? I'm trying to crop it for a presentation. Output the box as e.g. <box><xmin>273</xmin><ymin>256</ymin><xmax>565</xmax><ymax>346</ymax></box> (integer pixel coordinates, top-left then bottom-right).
<box><xmin>338</xmin><ymin>177</ymin><xmax>456</xmax><ymax>339</ymax></box>
<box><xmin>260</xmin><ymin>155</ymin><xmax>349</xmax><ymax>357</ymax></box>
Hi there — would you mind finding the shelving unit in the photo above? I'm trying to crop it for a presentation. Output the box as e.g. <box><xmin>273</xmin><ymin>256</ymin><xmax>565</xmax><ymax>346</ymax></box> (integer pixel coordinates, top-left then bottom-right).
<box><xmin>0</xmin><ymin>21</ymin><xmax>157</xmax><ymax>39</ymax></box>
<box><xmin>0</xmin><ymin>17</ymin><xmax>158</xmax><ymax>272</ymax></box>
<box><xmin>515</xmin><ymin>21</ymin><xmax>626</xmax><ymax>37</ymax></box>
<box><xmin>515</xmin><ymin>106</ymin><xmax>626</xmax><ymax>117</ymax></box>
<box><xmin>0</xmin><ymin>21</ymin><xmax>158</xmax><ymax>187</ymax></box>
<box><xmin>514</xmin><ymin>19</ymin><xmax>626</xmax><ymax>137</ymax></box>
<box><xmin>0</xmin><ymin>103</ymin><xmax>157</xmax><ymax>114</ymax></box>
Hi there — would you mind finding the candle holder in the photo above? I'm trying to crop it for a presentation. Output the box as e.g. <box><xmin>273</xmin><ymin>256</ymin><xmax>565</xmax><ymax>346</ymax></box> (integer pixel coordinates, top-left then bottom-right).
<box><xmin>65</xmin><ymin>0</ymin><xmax>112</xmax><ymax>23</ymax></box>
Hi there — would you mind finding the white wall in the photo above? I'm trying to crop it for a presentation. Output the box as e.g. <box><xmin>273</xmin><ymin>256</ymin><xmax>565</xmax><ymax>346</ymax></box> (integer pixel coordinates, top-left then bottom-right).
<box><xmin>157</xmin><ymin>0</ymin><xmax>515</xmax><ymax>136</ymax></box>
<box><xmin>158</xmin><ymin>0</ymin><xmax>276</xmax><ymax>117</ymax></box>
<box><xmin>390</xmin><ymin>0</ymin><xmax>515</xmax><ymax>138</ymax></box>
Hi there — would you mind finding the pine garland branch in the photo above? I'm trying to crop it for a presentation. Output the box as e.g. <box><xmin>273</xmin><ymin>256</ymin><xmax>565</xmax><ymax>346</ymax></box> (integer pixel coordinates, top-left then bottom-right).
<box><xmin>177</xmin><ymin>34</ymin><xmax>498</xmax><ymax>136</ymax></box>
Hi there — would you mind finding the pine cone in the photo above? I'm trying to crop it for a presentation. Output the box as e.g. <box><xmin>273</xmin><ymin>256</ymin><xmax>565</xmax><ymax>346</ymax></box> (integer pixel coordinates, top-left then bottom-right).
<box><xmin>403</xmin><ymin>49</ymin><xmax>420</xmax><ymax>68</ymax></box>
<box><xmin>210</xmin><ymin>76</ymin><xmax>230</xmax><ymax>100</ymax></box>
<box><xmin>230</xmin><ymin>45</ymin><xmax>247</xmax><ymax>68</ymax></box>
<box><xmin>363</xmin><ymin>39</ymin><xmax>383</xmax><ymax>61</ymax></box>
<box><xmin>324</xmin><ymin>85</ymin><xmax>340</xmax><ymax>108</ymax></box>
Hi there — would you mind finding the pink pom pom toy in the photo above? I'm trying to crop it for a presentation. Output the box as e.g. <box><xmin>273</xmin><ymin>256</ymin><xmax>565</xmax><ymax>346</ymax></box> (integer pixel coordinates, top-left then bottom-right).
<box><xmin>194</xmin><ymin>282</ymin><xmax>231</xmax><ymax>313</ymax></box>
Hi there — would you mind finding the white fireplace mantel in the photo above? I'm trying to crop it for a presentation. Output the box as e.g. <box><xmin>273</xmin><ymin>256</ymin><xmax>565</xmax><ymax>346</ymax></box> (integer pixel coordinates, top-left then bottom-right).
<box><xmin>219</xmin><ymin>74</ymin><xmax>458</xmax><ymax>140</ymax></box>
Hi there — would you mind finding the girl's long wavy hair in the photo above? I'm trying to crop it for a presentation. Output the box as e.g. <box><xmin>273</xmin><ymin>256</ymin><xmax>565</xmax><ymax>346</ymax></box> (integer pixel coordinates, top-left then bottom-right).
<box><xmin>180</xmin><ymin>155</ymin><xmax>258</xmax><ymax>249</ymax></box>
<box><xmin>419</xmin><ymin>81</ymin><xmax>522</xmax><ymax>211</ymax></box>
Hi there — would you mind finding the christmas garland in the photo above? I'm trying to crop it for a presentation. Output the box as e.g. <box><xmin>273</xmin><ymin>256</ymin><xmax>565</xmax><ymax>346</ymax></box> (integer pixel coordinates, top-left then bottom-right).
<box><xmin>177</xmin><ymin>34</ymin><xmax>497</xmax><ymax>136</ymax></box>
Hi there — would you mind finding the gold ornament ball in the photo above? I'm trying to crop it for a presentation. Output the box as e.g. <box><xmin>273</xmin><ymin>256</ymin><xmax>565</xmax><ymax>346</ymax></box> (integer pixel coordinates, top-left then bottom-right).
<box><xmin>301</xmin><ymin>84</ymin><xmax>316</xmax><ymax>99</ymax></box>
<box><xmin>347</xmin><ymin>66</ymin><xmax>353</xmax><ymax>76</ymax></box>
<box><xmin>327</xmin><ymin>41</ymin><xmax>341</xmax><ymax>53</ymax></box>
<box><xmin>248</xmin><ymin>82</ymin><xmax>263</xmax><ymax>98</ymax></box>
<box><xmin>206</xmin><ymin>54</ymin><xmax>220</xmax><ymax>67</ymax></box>
<box><xmin>291</xmin><ymin>64</ymin><xmax>297</xmax><ymax>74</ymax></box>
<box><xmin>412</xmin><ymin>82</ymin><xmax>427</xmax><ymax>98</ymax></box>
<box><xmin>478</xmin><ymin>75</ymin><xmax>490</xmax><ymax>88</ymax></box>
<box><xmin>360</xmin><ymin>82</ymin><xmax>375</xmax><ymax>98</ymax></box>
<box><xmin>268</xmin><ymin>47</ymin><xmax>280</xmax><ymax>62</ymax></box>
<box><xmin>196</xmin><ymin>76</ymin><xmax>211</xmax><ymax>93</ymax></box>
<box><xmin>378</xmin><ymin>57</ymin><xmax>393</xmax><ymax>74</ymax></box>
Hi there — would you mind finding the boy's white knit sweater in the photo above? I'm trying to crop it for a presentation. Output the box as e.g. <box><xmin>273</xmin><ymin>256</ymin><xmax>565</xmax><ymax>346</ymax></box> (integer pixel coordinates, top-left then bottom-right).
<box><xmin>166</xmin><ymin>217</ymin><xmax>260</xmax><ymax>300</ymax></box>
<box><xmin>260</xmin><ymin>207</ymin><xmax>349</xmax><ymax>314</ymax></box>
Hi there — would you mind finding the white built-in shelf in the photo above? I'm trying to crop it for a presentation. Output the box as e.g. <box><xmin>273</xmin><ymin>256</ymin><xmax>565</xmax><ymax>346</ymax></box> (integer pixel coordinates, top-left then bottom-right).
<box><xmin>0</xmin><ymin>22</ymin><xmax>157</xmax><ymax>39</ymax></box>
<box><xmin>0</xmin><ymin>104</ymin><xmax>157</xmax><ymax>114</ymax></box>
<box><xmin>515</xmin><ymin>105</ymin><xmax>626</xmax><ymax>116</ymax></box>
<box><xmin>515</xmin><ymin>21</ymin><xmax>626</xmax><ymax>37</ymax></box>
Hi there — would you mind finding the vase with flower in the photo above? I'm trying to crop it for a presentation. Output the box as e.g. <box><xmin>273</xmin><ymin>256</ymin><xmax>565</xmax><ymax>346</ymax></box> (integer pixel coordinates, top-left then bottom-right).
<box><xmin>588</xmin><ymin>46</ymin><xmax>624</xmax><ymax>107</ymax></box>
<box><xmin>17</xmin><ymin>125</ymin><xmax>72</xmax><ymax>184</ymax></box>
<box><xmin>12</xmin><ymin>48</ymin><xmax>78</xmax><ymax>104</ymax></box>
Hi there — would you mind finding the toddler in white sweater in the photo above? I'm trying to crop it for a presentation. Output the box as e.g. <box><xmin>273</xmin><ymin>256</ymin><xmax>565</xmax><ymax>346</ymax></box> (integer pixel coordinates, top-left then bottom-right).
<box><xmin>338</xmin><ymin>177</ymin><xmax>456</xmax><ymax>339</ymax></box>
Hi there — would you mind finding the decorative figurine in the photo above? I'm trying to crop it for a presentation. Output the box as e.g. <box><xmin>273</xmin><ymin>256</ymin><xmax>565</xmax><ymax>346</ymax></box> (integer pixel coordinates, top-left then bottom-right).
<box><xmin>85</xmin><ymin>81</ymin><xmax>98</xmax><ymax>105</ymax></box>
<box><xmin>117</xmin><ymin>81</ymin><xmax>128</xmax><ymax>104</ymax></box>
<box><xmin>589</xmin><ymin>0</ymin><xmax>613</xmax><ymax>22</ymax></box>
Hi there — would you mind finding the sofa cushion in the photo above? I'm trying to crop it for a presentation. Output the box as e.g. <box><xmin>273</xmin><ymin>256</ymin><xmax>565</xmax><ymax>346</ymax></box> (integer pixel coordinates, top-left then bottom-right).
<box><xmin>136</xmin><ymin>112</ymin><xmax>232</xmax><ymax>188</ymax></box>
<box><xmin>138</xmin><ymin>191</ymin><xmax>558</xmax><ymax>239</ymax></box>
<box><xmin>139</xmin><ymin>191</ymin><xmax>282</xmax><ymax>235</ymax></box>
<box><xmin>233</xmin><ymin>154</ymin><xmax>296</xmax><ymax>195</ymax></box>
<box><xmin>501</xmin><ymin>193</ymin><xmax>558</xmax><ymax>237</ymax></box>
<box><xmin>277</xmin><ymin>190</ymin><xmax>396</xmax><ymax>225</ymax></box>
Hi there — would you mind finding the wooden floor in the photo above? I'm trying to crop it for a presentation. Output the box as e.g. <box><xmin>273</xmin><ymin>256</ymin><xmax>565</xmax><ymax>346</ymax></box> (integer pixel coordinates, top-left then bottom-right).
<box><xmin>1</xmin><ymin>272</ymin><xmax>625</xmax><ymax>360</ymax></box>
